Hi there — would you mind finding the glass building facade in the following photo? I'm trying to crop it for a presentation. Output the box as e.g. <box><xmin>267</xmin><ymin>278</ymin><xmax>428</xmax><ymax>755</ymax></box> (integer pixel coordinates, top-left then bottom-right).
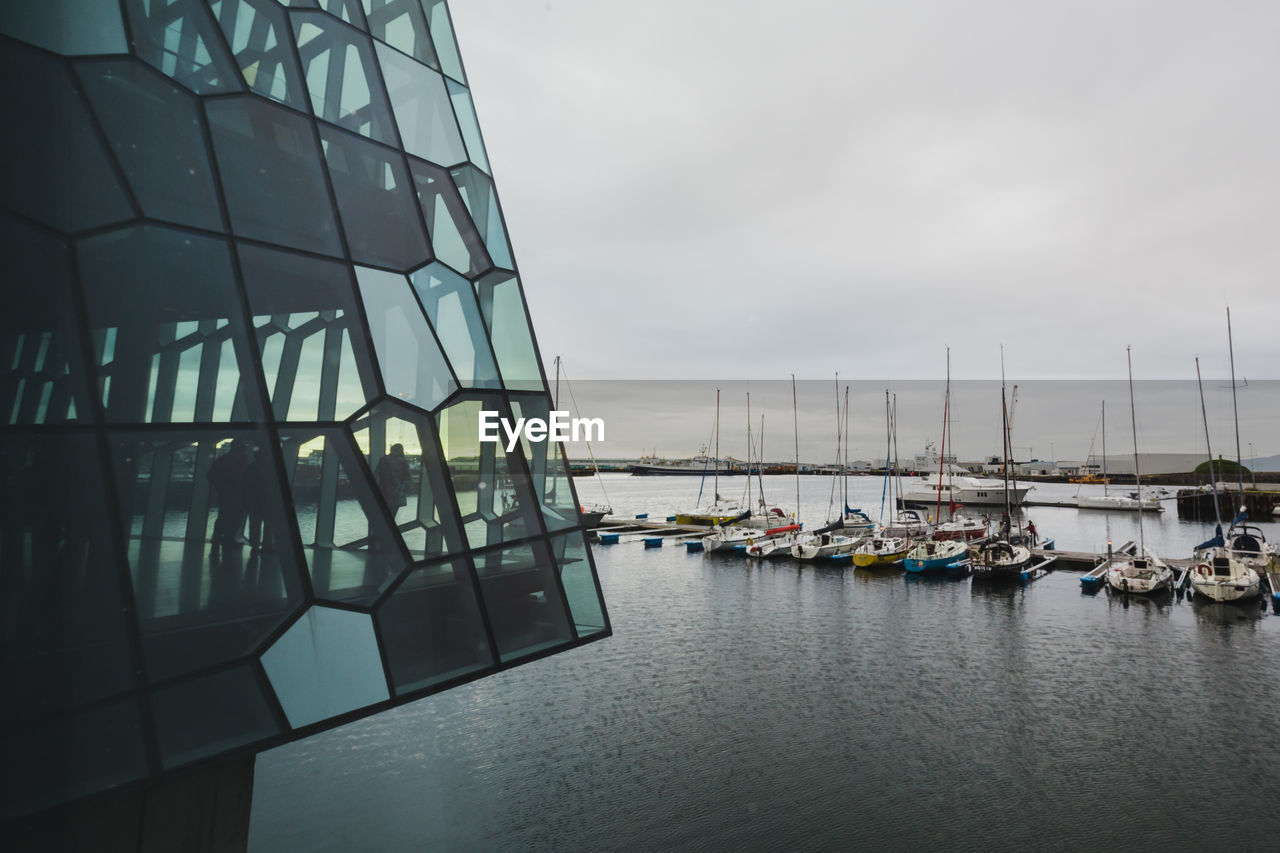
<box><xmin>0</xmin><ymin>0</ymin><xmax>608</xmax><ymax>821</ymax></box>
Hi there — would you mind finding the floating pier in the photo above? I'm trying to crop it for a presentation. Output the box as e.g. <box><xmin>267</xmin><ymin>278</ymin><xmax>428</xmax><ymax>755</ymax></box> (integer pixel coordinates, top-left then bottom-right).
<box><xmin>1077</xmin><ymin>541</ymin><xmax>1136</xmax><ymax>590</ymax></box>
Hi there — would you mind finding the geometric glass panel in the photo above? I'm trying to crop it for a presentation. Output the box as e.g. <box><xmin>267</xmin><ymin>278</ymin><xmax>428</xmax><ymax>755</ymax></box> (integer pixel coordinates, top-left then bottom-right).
<box><xmin>422</xmin><ymin>0</ymin><xmax>465</xmax><ymax>83</ymax></box>
<box><xmin>315</xmin><ymin>0</ymin><xmax>367</xmax><ymax>30</ymax></box>
<box><xmin>473</xmin><ymin>539</ymin><xmax>573</xmax><ymax>663</ymax></box>
<box><xmin>450</xmin><ymin>164</ymin><xmax>512</xmax><ymax>268</ymax></box>
<box><xmin>209</xmin><ymin>0</ymin><xmax>309</xmax><ymax>109</ymax></box>
<box><xmin>409</xmin><ymin>262</ymin><xmax>501</xmax><ymax>389</ymax></box>
<box><xmin>0</xmin><ymin>0</ymin><xmax>129</xmax><ymax>56</ymax></box>
<box><xmin>446</xmin><ymin>79</ymin><xmax>490</xmax><ymax>174</ymax></box>
<box><xmin>108</xmin><ymin>431</ymin><xmax>307</xmax><ymax>683</ymax></box>
<box><xmin>475</xmin><ymin>271</ymin><xmax>545</xmax><ymax>392</ymax></box>
<box><xmin>0</xmin><ymin>40</ymin><xmax>134</xmax><ymax>235</ymax></box>
<box><xmin>354</xmin><ymin>266</ymin><xmax>457</xmax><ymax>409</ymax></box>
<box><xmin>292</xmin><ymin>11</ymin><xmax>396</xmax><ymax>143</ymax></box>
<box><xmin>361</xmin><ymin>0</ymin><xmax>438</xmax><ymax>68</ymax></box>
<box><xmin>349</xmin><ymin>399</ymin><xmax>467</xmax><ymax>560</ymax></box>
<box><xmin>509</xmin><ymin>395</ymin><xmax>580</xmax><ymax>533</ymax></box>
<box><xmin>238</xmin><ymin>243</ymin><xmax>379</xmax><ymax>421</ymax></box>
<box><xmin>279</xmin><ymin>427</ymin><xmax>408</xmax><ymax>605</ymax></box>
<box><xmin>205</xmin><ymin>95</ymin><xmax>344</xmax><ymax>257</ymax></box>
<box><xmin>551</xmin><ymin>530</ymin><xmax>607</xmax><ymax>638</ymax></box>
<box><xmin>436</xmin><ymin>396</ymin><xmax>542</xmax><ymax>549</ymax></box>
<box><xmin>375</xmin><ymin>558</ymin><xmax>495</xmax><ymax>695</ymax></box>
<box><xmin>122</xmin><ymin>0</ymin><xmax>242</xmax><ymax>94</ymax></box>
<box><xmin>320</xmin><ymin>124</ymin><xmax>431</xmax><ymax>270</ymax></box>
<box><xmin>260</xmin><ymin>606</ymin><xmax>390</xmax><ymax>729</ymax></box>
<box><xmin>375</xmin><ymin>40</ymin><xmax>466</xmax><ymax>166</ymax></box>
<box><xmin>75</xmin><ymin>58</ymin><xmax>224</xmax><ymax>231</ymax></box>
<box><xmin>150</xmin><ymin>664</ymin><xmax>282</xmax><ymax>770</ymax></box>
<box><xmin>76</xmin><ymin>226</ymin><xmax>263</xmax><ymax>424</ymax></box>
<box><xmin>410</xmin><ymin>158</ymin><xmax>490</xmax><ymax>276</ymax></box>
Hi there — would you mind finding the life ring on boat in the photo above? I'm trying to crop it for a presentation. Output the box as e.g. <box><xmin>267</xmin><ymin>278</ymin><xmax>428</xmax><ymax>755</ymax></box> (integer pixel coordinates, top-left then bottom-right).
<box><xmin>1196</xmin><ymin>564</ymin><xmax>1212</xmax><ymax>577</ymax></box>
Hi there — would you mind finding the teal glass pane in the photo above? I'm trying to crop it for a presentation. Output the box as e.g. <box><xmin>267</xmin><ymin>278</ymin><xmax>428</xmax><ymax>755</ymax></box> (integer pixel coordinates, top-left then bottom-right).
<box><xmin>375</xmin><ymin>559</ymin><xmax>495</xmax><ymax>695</ymax></box>
<box><xmin>279</xmin><ymin>427</ymin><xmax>409</xmax><ymax>605</ymax></box>
<box><xmin>317</xmin><ymin>0</ymin><xmax>367</xmax><ymax>28</ymax></box>
<box><xmin>437</xmin><ymin>397</ymin><xmax>542</xmax><ymax>549</ymax></box>
<box><xmin>76</xmin><ymin>59</ymin><xmax>224</xmax><ymax>231</ymax></box>
<box><xmin>362</xmin><ymin>0</ymin><xmax>438</xmax><ymax>67</ymax></box>
<box><xmin>446</xmin><ymin>80</ymin><xmax>489</xmax><ymax>174</ymax></box>
<box><xmin>151</xmin><ymin>664</ymin><xmax>282</xmax><ymax>770</ymax></box>
<box><xmin>320</xmin><ymin>124</ymin><xmax>430</xmax><ymax>270</ymax></box>
<box><xmin>473</xmin><ymin>539</ymin><xmax>573</xmax><ymax>662</ymax></box>
<box><xmin>508</xmin><ymin>396</ymin><xmax>579</xmax><ymax>533</ymax></box>
<box><xmin>354</xmin><ymin>266</ymin><xmax>457</xmax><ymax>410</ymax></box>
<box><xmin>349</xmin><ymin>399</ymin><xmax>467</xmax><ymax>560</ymax></box>
<box><xmin>123</xmin><ymin>0</ymin><xmax>242</xmax><ymax>94</ymax></box>
<box><xmin>551</xmin><ymin>530</ymin><xmax>607</xmax><ymax>637</ymax></box>
<box><xmin>0</xmin><ymin>0</ymin><xmax>128</xmax><ymax>56</ymax></box>
<box><xmin>409</xmin><ymin>262</ymin><xmax>501</xmax><ymax>389</ymax></box>
<box><xmin>292</xmin><ymin>11</ymin><xmax>396</xmax><ymax>143</ymax></box>
<box><xmin>210</xmin><ymin>0</ymin><xmax>308</xmax><ymax>108</ymax></box>
<box><xmin>375</xmin><ymin>40</ymin><xmax>466</xmax><ymax>166</ymax></box>
<box><xmin>422</xmin><ymin>0</ymin><xmax>464</xmax><ymax>83</ymax></box>
<box><xmin>238</xmin><ymin>243</ymin><xmax>380</xmax><ymax>421</ymax></box>
<box><xmin>450</xmin><ymin>164</ymin><xmax>512</xmax><ymax>268</ymax></box>
<box><xmin>0</xmin><ymin>41</ymin><xmax>134</xmax><ymax>235</ymax></box>
<box><xmin>77</xmin><ymin>226</ymin><xmax>264</xmax><ymax>423</ymax></box>
<box><xmin>260</xmin><ymin>606</ymin><xmax>390</xmax><ymax>729</ymax></box>
<box><xmin>474</xmin><ymin>271</ymin><xmax>544</xmax><ymax>392</ymax></box>
<box><xmin>410</xmin><ymin>159</ymin><xmax>490</xmax><ymax>276</ymax></box>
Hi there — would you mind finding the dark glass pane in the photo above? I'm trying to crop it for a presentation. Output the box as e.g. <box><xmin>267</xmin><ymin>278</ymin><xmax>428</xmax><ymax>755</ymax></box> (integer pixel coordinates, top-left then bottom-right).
<box><xmin>1</xmin><ymin>433</ymin><xmax>137</xmax><ymax>724</ymax></box>
<box><xmin>110</xmin><ymin>430</ymin><xmax>307</xmax><ymax>682</ymax></box>
<box><xmin>409</xmin><ymin>262</ymin><xmax>500</xmax><ymax>388</ymax></box>
<box><xmin>354</xmin><ymin>266</ymin><xmax>457</xmax><ymax>410</ymax></box>
<box><xmin>238</xmin><ymin>243</ymin><xmax>379</xmax><ymax>421</ymax></box>
<box><xmin>474</xmin><ymin>539</ymin><xmax>573</xmax><ymax>662</ymax></box>
<box><xmin>349</xmin><ymin>399</ymin><xmax>466</xmax><ymax>559</ymax></box>
<box><xmin>0</xmin><ymin>40</ymin><xmax>134</xmax><ymax>234</ymax></box>
<box><xmin>446</xmin><ymin>79</ymin><xmax>489</xmax><ymax>173</ymax></box>
<box><xmin>550</xmin><ymin>530</ymin><xmax>607</xmax><ymax>637</ymax></box>
<box><xmin>206</xmin><ymin>95</ymin><xmax>343</xmax><ymax>256</ymax></box>
<box><xmin>410</xmin><ymin>158</ymin><xmax>490</xmax><ymax>277</ymax></box>
<box><xmin>450</xmin><ymin>164</ymin><xmax>511</xmax><ymax>268</ymax></box>
<box><xmin>75</xmin><ymin>58</ymin><xmax>224</xmax><ymax>231</ymax></box>
<box><xmin>151</xmin><ymin>664</ymin><xmax>282</xmax><ymax>769</ymax></box>
<box><xmin>1</xmin><ymin>699</ymin><xmax>147</xmax><ymax>818</ymax></box>
<box><xmin>375</xmin><ymin>40</ymin><xmax>465</xmax><ymax>165</ymax></box>
<box><xmin>291</xmin><ymin>11</ymin><xmax>396</xmax><ymax>143</ymax></box>
<box><xmin>362</xmin><ymin>0</ymin><xmax>438</xmax><ymax>67</ymax></box>
<box><xmin>77</xmin><ymin>225</ymin><xmax>264</xmax><ymax>424</ymax></box>
<box><xmin>422</xmin><ymin>0</ymin><xmax>464</xmax><ymax>83</ymax></box>
<box><xmin>318</xmin><ymin>0</ymin><xmax>367</xmax><ymax>29</ymax></box>
<box><xmin>260</xmin><ymin>605</ymin><xmax>389</xmax><ymax>728</ymax></box>
<box><xmin>123</xmin><ymin>0</ymin><xmax>242</xmax><ymax>94</ymax></box>
<box><xmin>0</xmin><ymin>214</ymin><xmax>90</xmax><ymax>425</ymax></box>
<box><xmin>474</xmin><ymin>271</ymin><xmax>545</xmax><ymax>392</ymax></box>
<box><xmin>375</xmin><ymin>558</ymin><xmax>494</xmax><ymax>695</ymax></box>
<box><xmin>210</xmin><ymin>0</ymin><xmax>309</xmax><ymax>109</ymax></box>
<box><xmin>279</xmin><ymin>426</ymin><xmax>409</xmax><ymax>605</ymax></box>
<box><xmin>437</xmin><ymin>396</ymin><xmax>542</xmax><ymax>549</ymax></box>
<box><xmin>0</xmin><ymin>0</ymin><xmax>128</xmax><ymax>56</ymax></box>
<box><xmin>320</xmin><ymin>124</ymin><xmax>430</xmax><ymax>269</ymax></box>
<box><xmin>508</xmin><ymin>395</ymin><xmax>580</xmax><ymax>532</ymax></box>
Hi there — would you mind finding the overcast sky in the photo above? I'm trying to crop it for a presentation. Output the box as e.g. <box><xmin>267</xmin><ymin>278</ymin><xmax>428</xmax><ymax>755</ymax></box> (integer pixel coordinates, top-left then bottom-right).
<box><xmin>448</xmin><ymin>0</ymin><xmax>1279</xmax><ymax>381</ymax></box>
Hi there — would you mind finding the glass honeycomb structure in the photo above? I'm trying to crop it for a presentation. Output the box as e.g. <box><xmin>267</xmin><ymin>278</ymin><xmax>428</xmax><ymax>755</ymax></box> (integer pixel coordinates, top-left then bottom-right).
<box><xmin>0</xmin><ymin>0</ymin><xmax>609</xmax><ymax>820</ymax></box>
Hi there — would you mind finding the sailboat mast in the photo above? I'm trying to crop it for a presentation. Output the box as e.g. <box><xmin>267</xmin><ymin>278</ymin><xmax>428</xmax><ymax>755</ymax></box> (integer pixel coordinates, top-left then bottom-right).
<box><xmin>1226</xmin><ymin>306</ymin><xmax>1244</xmax><ymax>500</ymax></box>
<box><xmin>1101</xmin><ymin>401</ymin><xmax>1108</xmax><ymax>498</ymax></box>
<box><xmin>843</xmin><ymin>385</ymin><xmax>850</xmax><ymax>512</ymax></box>
<box><xmin>554</xmin><ymin>355</ymin><xmax>561</xmax><ymax>409</ymax></box>
<box><xmin>892</xmin><ymin>394</ymin><xmax>900</xmax><ymax>514</ymax></box>
<box><xmin>714</xmin><ymin>387</ymin><xmax>721</xmax><ymax>503</ymax></box>
<box><xmin>937</xmin><ymin>347</ymin><xmax>949</xmax><ymax>524</ymax></box>
<box><xmin>1196</xmin><ymin>356</ymin><xmax>1222</xmax><ymax>528</ymax></box>
<box><xmin>1127</xmin><ymin>346</ymin><xmax>1144</xmax><ymax>553</ymax></box>
<box><xmin>746</xmin><ymin>391</ymin><xmax>752</xmax><ymax>513</ymax></box>
<box><xmin>792</xmin><ymin>375</ymin><xmax>800</xmax><ymax>521</ymax></box>
<box><xmin>1000</xmin><ymin>347</ymin><xmax>1011</xmax><ymax>525</ymax></box>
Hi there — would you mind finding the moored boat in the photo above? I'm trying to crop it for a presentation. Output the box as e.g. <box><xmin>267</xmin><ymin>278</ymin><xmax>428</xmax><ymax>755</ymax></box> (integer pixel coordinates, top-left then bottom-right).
<box><xmin>933</xmin><ymin>514</ymin><xmax>988</xmax><ymax>541</ymax></box>
<box><xmin>1106</xmin><ymin>547</ymin><xmax>1173</xmax><ymax>594</ymax></box>
<box><xmin>852</xmin><ymin>536</ymin><xmax>909</xmax><ymax>567</ymax></box>
<box><xmin>903</xmin><ymin>538</ymin><xmax>967</xmax><ymax>573</ymax></box>
<box><xmin>969</xmin><ymin>539</ymin><xmax>1032</xmax><ymax>580</ymax></box>
<box><xmin>792</xmin><ymin>530</ymin><xmax>863</xmax><ymax>560</ymax></box>
<box><xmin>1189</xmin><ymin>547</ymin><xmax>1260</xmax><ymax>602</ymax></box>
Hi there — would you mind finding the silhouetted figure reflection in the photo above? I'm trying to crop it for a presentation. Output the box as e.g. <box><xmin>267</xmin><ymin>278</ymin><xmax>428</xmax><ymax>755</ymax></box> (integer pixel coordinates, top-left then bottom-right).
<box><xmin>245</xmin><ymin>447</ymin><xmax>274</xmax><ymax>553</ymax></box>
<box><xmin>208</xmin><ymin>440</ymin><xmax>250</xmax><ymax>557</ymax></box>
<box><xmin>375</xmin><ymin>443</ymin><xmax>411</xmax><ymax>521</ymax></box>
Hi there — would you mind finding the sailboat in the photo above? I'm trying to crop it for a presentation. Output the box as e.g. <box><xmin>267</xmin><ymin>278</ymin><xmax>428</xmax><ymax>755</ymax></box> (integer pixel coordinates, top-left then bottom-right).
<box><xmin>971</xmin><ymin>350</ymin><xmax>1033</xmax><ymax>580</ymax></box>
<box><xmin>675</xmin><ymin>388</ymin><xmax>748</xmax><ymax>525</ymax></box>
<box><xmin>1075</xmin><ymin>400</ymin><xmax>1161</xmax><ymax>512</ymax></box>
<box><xmin>704</xmin><ymin>397</ymin><xmax>800</xmax><ymax>552</ymax></box>
<box><xmin>1106</xmin><ymin>347</ymin><xmax>1172</xmax><ymax>595</ymax></box>
<box><xmin>906</xmin><ymin>349</ymin><xmax>967</xmax><ymax>572</ymax></box>
<box><xmin>852</xmin><ymin>391</ymin><xmax>910</xmax><ymax>567</ymax></box>
<box><xmin>792</xmin><ymin>378</ymin><xmax>863</xmax><ymax>560</ymax></box>
<box><xmin>554</xmin><ymin>356</ymin><xmax>611</xmax><ymax>527</ymax></box>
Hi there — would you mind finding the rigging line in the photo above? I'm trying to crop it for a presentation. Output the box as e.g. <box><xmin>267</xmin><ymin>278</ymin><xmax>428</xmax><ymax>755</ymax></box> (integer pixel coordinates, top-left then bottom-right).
<box><xmin>558</xmin><ymin>364</ymin><xmax>611</xmax><ymax>510</ymax></box>
<box><xmin>1195</xmin><ymin>356</ymin><xmax>1222</xmax><ymax>529</ymax></box>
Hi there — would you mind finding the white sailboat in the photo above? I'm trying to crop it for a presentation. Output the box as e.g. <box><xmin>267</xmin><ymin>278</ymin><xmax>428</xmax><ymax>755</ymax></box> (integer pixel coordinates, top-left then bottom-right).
<box><xmin>971</xmin><ymin>349</ymin><xmax>1032</xmax><ymax>580</ymax></box>
<box><xmin>675</xmin><ymin>388</ymin><xmax>747</xmax><ymax>525</ymax></box>
<box><xmin>792</xmin><ymin>378</ymin><xmax>864</xmax><ymax>561</ymax></box>
<box><xmin>1075</xmin><ymin>401</ymin><xmax>1162</xmax><ymax>512</ymax></box>
<box><xmin>554</xmin><ymin>356</ymin><xmax>611</xmax><ymax>527</ymax></box>
<box><xmin>1106</xmin><ymin>347</ymin><xmax>1172</xmax><ymax>595</ymax></box>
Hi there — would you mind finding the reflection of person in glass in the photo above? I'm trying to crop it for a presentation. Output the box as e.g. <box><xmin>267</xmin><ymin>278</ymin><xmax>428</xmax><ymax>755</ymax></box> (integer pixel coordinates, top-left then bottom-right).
<box><xmin>375</xmin><ymin>443</ymin><xmax>412</xmax><ymax>520</ymax></box>
<box><xmin>208</xmin><ymin>439</ymin><xmax>250</xmax><ymax>556</ymax></box>
<box><xmin>245</xmin><ymin>447</ymin><xmax>273</xmax><ymax>552</ymax></box>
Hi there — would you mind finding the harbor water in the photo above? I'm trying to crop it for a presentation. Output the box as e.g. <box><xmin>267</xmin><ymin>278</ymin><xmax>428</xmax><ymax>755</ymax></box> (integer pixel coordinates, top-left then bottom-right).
<box><xmin>248</xmin><ymin>474</ymin><xmax>1280</xmax><ymax>851</ymax></box>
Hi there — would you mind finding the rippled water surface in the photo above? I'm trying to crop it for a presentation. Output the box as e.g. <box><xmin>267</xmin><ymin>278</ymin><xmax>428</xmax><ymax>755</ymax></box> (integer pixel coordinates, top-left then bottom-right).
<box><xmin>249</xmin><ymin>475</ymin><xmax>1280</xmax><ymax>851</ymax></box>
